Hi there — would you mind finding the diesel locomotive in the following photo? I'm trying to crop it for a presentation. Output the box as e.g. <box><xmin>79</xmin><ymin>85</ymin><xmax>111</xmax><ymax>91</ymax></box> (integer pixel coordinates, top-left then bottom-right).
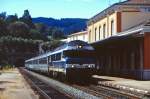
<box><xmin>25</xmin><ymin>40</ymin><xmax>95</xmax><ymax>81</ymax></box>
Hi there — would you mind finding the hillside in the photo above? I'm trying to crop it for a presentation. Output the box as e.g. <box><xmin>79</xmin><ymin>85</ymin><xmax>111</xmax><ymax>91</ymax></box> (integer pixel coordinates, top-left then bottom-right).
<box><xmin>32</xmin><ymin>17</ymin><xmax>88</xmax><ymax>35</ymax></box>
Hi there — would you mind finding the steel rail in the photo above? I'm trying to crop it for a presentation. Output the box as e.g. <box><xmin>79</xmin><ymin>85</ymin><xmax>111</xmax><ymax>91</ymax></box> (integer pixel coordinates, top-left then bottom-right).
<box><xmin>20</xmin><ymin>69</ymin><xmax>52</xmax><ymax>99</ymax></box>
<box><xmin>19</xmin><ymin>68</ymin><xmax>71</xmax><ymax>99</ymax></box>
<box><xmin>72</xmin><ymin>85</ymin><xmax>112</xmax><ymax>99</ymax></box>
<box><xmin>20</xmin><ymin>68</ymin><xmax>149</xmax><ymax>99</ymax></box>
<box><xmin>89</xmin><ymin>85</ymin><xmax>141</xmax><ymax>99</ymax></box>
<box><xmin>72</xmin><ymin>84</ymin><xmax>143</xmax><ymax>99</ymax></box>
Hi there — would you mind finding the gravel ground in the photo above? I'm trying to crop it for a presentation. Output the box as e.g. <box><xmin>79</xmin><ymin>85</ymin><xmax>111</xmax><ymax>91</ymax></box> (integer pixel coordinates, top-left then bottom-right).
<box><xmin>24</xmin><ymin>69</ymin><xmax>101</xmax><ymax>99</ymax></box>
<box><xmin>0</xmin><ymin>68</ymin><xmax>39</xmax><ymax>99</ymax></box>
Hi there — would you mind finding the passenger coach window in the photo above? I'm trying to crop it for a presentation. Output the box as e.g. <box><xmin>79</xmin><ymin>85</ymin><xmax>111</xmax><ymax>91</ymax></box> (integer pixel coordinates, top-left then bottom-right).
<box><xmin>51</xmin><ymin>55</ymin><xmax>55</xmax><ymax>61</ymax></box>
<box><xmin>49</xmin><ymin>56</ymin><xmax>51</xmax><ymax>62</ymax></box>
<box><xmin>39</xmin><ymin>58</ymin><xmax>47</xmax><ymax>64</ymax></box>
<box><xmin>56</xmin><ymin>53</ymin><xmax>61</xmax><ymax>60</ymax></box>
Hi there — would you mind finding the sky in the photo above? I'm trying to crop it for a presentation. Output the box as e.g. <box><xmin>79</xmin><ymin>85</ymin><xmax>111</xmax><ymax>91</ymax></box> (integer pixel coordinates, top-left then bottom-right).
<box><xmin>0</xmin><ymin>0</ymin><xmax>124</xmax><ymax>19</ymax></box>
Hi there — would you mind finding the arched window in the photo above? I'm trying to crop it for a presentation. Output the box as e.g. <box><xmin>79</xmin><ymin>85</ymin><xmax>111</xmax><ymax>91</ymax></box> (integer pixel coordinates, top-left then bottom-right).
<box><xmin>95</xmin><ymin>27</ymin><xmax>97</xmax><ymax>41</ymax></box>
<box><xmin>99</xmin><ymin>26</ymin><xmax>101</xmax><ymax>40</ymax></box>
<box><xmin>111</xmin><ymin>20</ymin><xmax>114</xmax><ymax>36</ymax></box>
<box><xmin>89</xmin><ymin>30</ymin><xmax>91</xmax><ymax>42</ymax></box>
<box><xmin>103</xmin><ymin>24</ymin><xmax>106</xmax><ymax>38</ymax></box>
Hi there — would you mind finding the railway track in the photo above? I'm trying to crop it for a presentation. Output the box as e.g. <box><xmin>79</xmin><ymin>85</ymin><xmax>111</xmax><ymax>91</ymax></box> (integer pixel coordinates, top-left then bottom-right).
<box><xmin>72</xmin><ymin>85</ymin><xmax>112</xmax><ymax>99</ymax></box>
<box><xmin>19</xmin><ymin>68</ymin><xmax>72</xmax><ymax>99</ymax></box>
<box><xmin>72</xmin><ymin>84</ymin><xmax>146</xmax><ymax>99</ymax></box>
<box><xmin>89</xmin><ymin>85</ymin><xmax>142</xmax><ymax>99</ymax></box>
<box><xmin>20</xmin><ymin>68</ymin><xmax>150</xmax><ymax>99</ymax></box>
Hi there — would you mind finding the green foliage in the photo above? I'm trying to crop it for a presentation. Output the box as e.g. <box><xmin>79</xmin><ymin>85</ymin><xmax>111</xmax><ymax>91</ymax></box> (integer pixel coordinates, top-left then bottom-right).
<box><xmin>48</xmin><ymin>26</ymin><xmax>65</xmax><ymax>39</ymax></box>
<box><xmin>35</xmin><ymin>23</ymin><xmax>47</xmax><ymax>33</ymax></box>
<box><xmin>5</xmin><ymin>14</ymin><xmax>18</xmax><ymax>24</ymax></box>
<box><xmin>42</xmin><ymin>40</ymin><xmax>64</xmax><ymax>51</ymax></box>
<box><xmin>0</xmin><ymin>36</ymin><xmax>41</xmax><ymax>65</ymax></box>
<box><xmin>0</xmin><ymin>36</ymin><xmax>41</xmax><ymax>44</ymax></box>
<box><xmin>7</xmin><ymin>21</ymin><xmax>30</xmax><ymax>38</ymax></box>
<box><xmin>0</xmin><ymin>64</ymin><xmax>14</xmax><ymax>70</ymax></box>
<box><xmin>0</xmin><ymin>18</ymin><xmax>8</xmax><ymax>36</ymax></box>
<box><xmin>0</xmin><ymin>10</ymin><xmax>46</xmax><ymax>66</ymax></box>
<box><xmin>19</xmin><ymin>10</ymin><xmax>35</xmax><ymax>29</ymax></box>
<box><xmin>0</xmin><ymin>12</ymin><xmax>6</xmax><ymax>20</ymax></box>
<box><xmin>0</xmin><ymin>10</ymin><xmax>66</xmax><ymax>66</ymax></box>
<box><xmin>30</xmin><ymin>29</ymin><xmax>48</xmax><ymax>41</ymax></box>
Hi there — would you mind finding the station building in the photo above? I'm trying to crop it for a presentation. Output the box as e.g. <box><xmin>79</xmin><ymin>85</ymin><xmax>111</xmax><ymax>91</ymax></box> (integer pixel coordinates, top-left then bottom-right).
<box><xmin>67</xmin><ymin>31</ymin><xmax>88</xmax><ymax>42</ymax></box>
<box><xmin>87</xmin><ymin>0</ymin><xmax>150</xmax><ymax>80</ymax></box>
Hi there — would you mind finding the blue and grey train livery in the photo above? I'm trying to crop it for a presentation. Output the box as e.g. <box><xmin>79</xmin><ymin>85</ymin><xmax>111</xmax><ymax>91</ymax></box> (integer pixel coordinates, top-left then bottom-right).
<box><xmin>25</xmin><ymin>40</ymin><xmax>96</xmax><ymax>81</ymax></box>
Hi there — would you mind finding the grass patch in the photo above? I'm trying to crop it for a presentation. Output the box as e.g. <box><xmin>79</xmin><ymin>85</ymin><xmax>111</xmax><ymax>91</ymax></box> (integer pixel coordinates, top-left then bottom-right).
<box><xmin>0</xmin><ymin>65</ymin><xmax>15</xmax><ymax>71</ymax></box>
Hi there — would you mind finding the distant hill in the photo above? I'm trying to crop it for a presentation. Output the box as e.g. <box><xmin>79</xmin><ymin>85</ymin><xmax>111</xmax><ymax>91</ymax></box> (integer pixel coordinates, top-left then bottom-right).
<box><xmin>32</xmin><ymin>17</ymin><xmax>88</xmax><ymax>35</ymax></box>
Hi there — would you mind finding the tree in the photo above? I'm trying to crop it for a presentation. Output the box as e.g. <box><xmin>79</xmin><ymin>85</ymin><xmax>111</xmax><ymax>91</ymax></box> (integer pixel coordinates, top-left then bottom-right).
<box><xmin>5</xmin><ymin>14</ymin><xmax>18</xmax><ymax>24</ymax></box>
<box><xmin>48</xmin><ymin>27</ymin><xmax>65</xmax><ymax>39</ymax></box>
<box><xmin>0</xmin><ymin>12</ymin><xmax>6</xmax><ymax>20</ymax></box>
<box><xmin>0</xmin><ymin>36</ymin><xmax>41</xmax><ymax>65</ymax></box>
<box><xmin>0</xmin><ymin>18</ymin><xmax>8</xmax><ymax>36</ymax></box>
<box><xmin>35</xmin><ymin>23</ymin><xmax>48</xmax><ymax>37</ymax></box>
<box><xmin>30</xmin><ymin>29</ymin><xmax>48</xmax><ymax>40</ymax></box>
<box><xmin>20</xmin><ymin>10</ymin><xmax>35</xmax><ymax>28</ymax></box>
<box><xmin>41</xmin><ymin>40</ymin><xmax>64</xmax><ymax>52</ymax></box>
<box><xmin>7</xmin><ymin>21</ymin><xmax>30</xmax><ymax>38</ymax></box>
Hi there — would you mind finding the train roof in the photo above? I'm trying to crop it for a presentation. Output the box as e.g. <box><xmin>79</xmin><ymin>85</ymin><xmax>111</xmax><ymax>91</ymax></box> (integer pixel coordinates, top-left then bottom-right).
<box><xmin>25</xmin><ymin>52</ymin><xmax>49</xmax><ymax>62</ymax></box>
<box><xmin>50</xmin><ymin>40</ymin><xmax>94</xmax><ymax>54</ymax></box>
<box><xmin>25</xmin><ymin>40</ymin><xmax>94</xmax><ymax>62</ymax></box>
<box><xmin>68</xmin><ymin>40</ymin><xmax>89</xmax><ymax>46</ymax></box>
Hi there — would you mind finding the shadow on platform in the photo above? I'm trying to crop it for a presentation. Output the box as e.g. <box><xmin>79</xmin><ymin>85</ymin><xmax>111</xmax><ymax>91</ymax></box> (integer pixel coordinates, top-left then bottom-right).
<box><xmin>0</xmin><ymin>81</ymin><xmax>15</xmax><ymax>84</ymax></box>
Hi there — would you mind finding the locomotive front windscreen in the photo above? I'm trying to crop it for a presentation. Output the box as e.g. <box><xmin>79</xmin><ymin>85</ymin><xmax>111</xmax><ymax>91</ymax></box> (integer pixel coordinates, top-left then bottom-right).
<box><xmin>63</xmin><ymin>50</ymin><xmax>95</xmax><ymax>58</ymax></box>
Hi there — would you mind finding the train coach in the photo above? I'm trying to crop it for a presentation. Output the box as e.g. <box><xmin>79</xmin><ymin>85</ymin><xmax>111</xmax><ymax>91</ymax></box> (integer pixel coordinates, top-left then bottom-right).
<box><xmin>25</xmin><ymin>40</ymin><xmax>96</xmax><ymax>81</ymax></box>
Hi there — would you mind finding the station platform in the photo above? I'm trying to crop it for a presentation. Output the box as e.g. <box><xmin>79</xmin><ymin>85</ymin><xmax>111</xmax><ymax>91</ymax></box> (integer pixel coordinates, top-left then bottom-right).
<box><xmin>0</xmin><ymin>68</ymin><xmax>38</xmax><ymax>99</ymax></box>
<box><xmin>93</xmin><ymin>75</ymin><xmax>150</xmax><ymax>95</ymax></box>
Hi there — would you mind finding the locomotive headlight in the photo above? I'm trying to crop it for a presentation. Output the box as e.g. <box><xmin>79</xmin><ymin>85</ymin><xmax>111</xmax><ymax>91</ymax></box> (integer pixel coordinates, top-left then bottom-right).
<box><xmin>88</xmin><ymin>65</ymin><xmax>91</xmax><ymax>68</ymax></box>
<box><xmin>79</xmin><ymin>46</ymin><xmax>82</xmax><ymax>48</ymax></box>
<box><xmin>67</xmin><ymin>64</ymin><xmax>75</xmax><ymax>68</ymax></box>
<box><xmin>88</xmin><ymin>64</ymin><xmax>95</xmax><ymax>68</ymax></box>
<box><xmin>72</xmin><ymin>65</ymin><xmax>74</xmax><ymax>68</ymax></box>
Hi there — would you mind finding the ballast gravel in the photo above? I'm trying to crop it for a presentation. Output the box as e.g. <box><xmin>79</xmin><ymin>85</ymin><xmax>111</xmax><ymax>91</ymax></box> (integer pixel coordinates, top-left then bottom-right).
<box><xmin>24</xmin><ymin>69</ymin><xmax>101</xmax><ymax>99</ymax></box>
